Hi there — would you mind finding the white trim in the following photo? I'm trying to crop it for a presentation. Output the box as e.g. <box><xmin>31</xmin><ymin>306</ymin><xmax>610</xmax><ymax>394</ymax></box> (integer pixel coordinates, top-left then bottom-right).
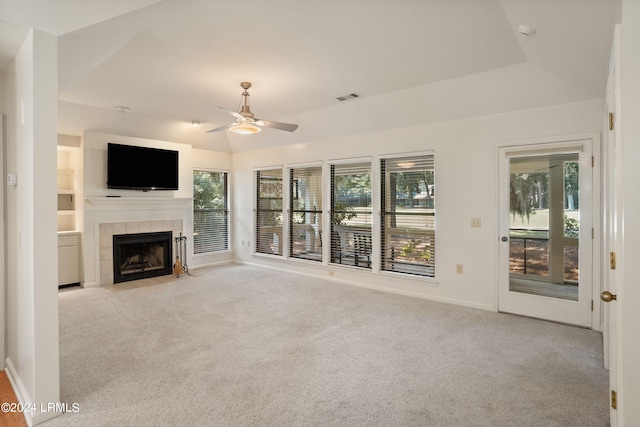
<box><xmin>85</xmin><ymin>197</ymin><xmax>192</xmax><ymax>208</ymax></box>
<box><xmin>285</xmin><ymin>160</ymin><xmax>323</xmax><ymax>169</ymax></box>
<box><xmin>503</xmin><ymin>143</ymin><xmax>584</xmax><ymax>158</ymax></box>
<box><xmin>188</xmin><ymin>259</ymin><xmax>234</xmax><ymax>270</ymax></box>
<box><xmin>497</xmin><ymin>133</ymin><xmax>598</xmax><ymax>328</ymax></box>
<box><xmin>327</xmin><ymin>156</ymin><xmax>372</xmax><ymax>165</ymax></box>
<box><xmin>192</xmin><ymin>169</ymin><xmax>231</xmax><ymax>256</ymax></box>
<box><xmin>1</xmin><ymin>113</ymin><xmax>5</xmax><ymax>366</ymax></box>
<box><xmin>237</xmin><ymin>260</ymin><xmax>488</xmax><ymax>311</ymax></box>
<box><xmin>378</xmin><ymin>150</ymin><xmax>435</xmax><ymax>160</ymax></box>
<box><xmin>252</xmin><ymin>164</ymin><xmax>282</xmax><ymax>172</ymax></box>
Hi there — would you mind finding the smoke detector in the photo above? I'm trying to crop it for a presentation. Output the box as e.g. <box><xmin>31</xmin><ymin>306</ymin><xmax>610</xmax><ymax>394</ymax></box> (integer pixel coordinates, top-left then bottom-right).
<box><xmin>517</xmin><ymin>25</ymin><xmax>536</xmax><ymax>37</ymax></box>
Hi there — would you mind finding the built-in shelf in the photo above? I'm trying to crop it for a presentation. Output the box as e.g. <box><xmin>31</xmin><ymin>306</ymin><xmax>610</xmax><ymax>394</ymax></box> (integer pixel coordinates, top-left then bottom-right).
<box><xmin>57</xmin><ymin>146</ymin><xmax>81</xmax><ymax>232</ymax></box>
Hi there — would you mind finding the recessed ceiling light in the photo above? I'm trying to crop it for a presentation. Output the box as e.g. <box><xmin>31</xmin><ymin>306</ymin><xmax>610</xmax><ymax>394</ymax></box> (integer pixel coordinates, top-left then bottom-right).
<box><xmin>517</xmin><ymin>25</ymin><xmax>536</xmax><ymax>37</ymax></box>
<box><xmin>191</xmin><ymin>120</ymin><xmax>200</xmax><ymax>127</ymax></box>
<box><xmin>114</xmin><ymin>106</ymin><xmax>130</xmax><ymax>113</ymax></box>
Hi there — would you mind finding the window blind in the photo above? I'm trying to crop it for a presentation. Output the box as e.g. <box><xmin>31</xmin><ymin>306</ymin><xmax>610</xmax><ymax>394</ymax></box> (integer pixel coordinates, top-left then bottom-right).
<box><xmin>256</xmin><ymin>169</ymin><xmax>284</xmax><ymax>255</ymax></box>
<box><xmin>289</xmin><ymin>166</ymin><xmax>323</xmax><ymax>261</ymax></box>
<box><xmin>330</xmin><ymin>162</ymin><xmax>372</xmax><ymax>269</ymax></box>
<box><xmin>193</xmin><ymin>170</ymin><xmax>228</xmax><ymax>254</ymax></box>
<box><xmin>380</xmin><ymin>154</ymin><xmax>435</xmax><ymax>277</ymax></box>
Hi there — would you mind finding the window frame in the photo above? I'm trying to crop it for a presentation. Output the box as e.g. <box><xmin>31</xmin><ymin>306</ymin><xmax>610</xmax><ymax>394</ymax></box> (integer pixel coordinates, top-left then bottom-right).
<box><xmin>254</xmin><ymin>166</ymin><xmax>285</xmax><ymax>257</ymax></box>
<box><xmin>379</xmin><ymin>151</ymin><xmax>436</xmax><ymax>278</ymax></box>
<box><xmin>288</xmin><ymin>164</ymin><xmax>324</xmax><ymax>262</ymax></box>
<box><xmin>192</xmin><ymin>168</ymin><xmax>230</xmax><ymax>255</ymax></box>
<box><xmin>328</xmin><ymin>160</ymin><xmax>373</xmax><ymax>270</ymax></box>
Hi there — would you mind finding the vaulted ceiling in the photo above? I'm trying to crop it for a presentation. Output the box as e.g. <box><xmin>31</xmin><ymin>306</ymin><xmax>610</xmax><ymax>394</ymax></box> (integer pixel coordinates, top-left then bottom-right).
<box><xmin>1</xmin><ymin>0</ymin><xmax>616</xmax><ymax>152</ymax></box>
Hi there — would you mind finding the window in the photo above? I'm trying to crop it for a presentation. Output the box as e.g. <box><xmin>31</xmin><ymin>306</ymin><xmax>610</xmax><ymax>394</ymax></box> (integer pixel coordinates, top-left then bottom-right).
<box><xmin>256</xmin><ymin>168</ymin><xmax>284</xmax><ymax>255</ymax></box>
<box><xmin>193</xmin><ymin>170</ymin><xmax>228</xmax><ymax>254</ymax></box>
<box><xmin>380</xmin><ymin>154</ymin><xmax>435</xmax><ymax>277</ymax></box>
<box><xmin>330</xmin><ymin>162</ymin><xmax>372</xmax><ymax>269</ymax></box>
<box><xmin>289</xmin><ymin>166</ymin><xmax>323</xmax><ymax>261</ymax></box>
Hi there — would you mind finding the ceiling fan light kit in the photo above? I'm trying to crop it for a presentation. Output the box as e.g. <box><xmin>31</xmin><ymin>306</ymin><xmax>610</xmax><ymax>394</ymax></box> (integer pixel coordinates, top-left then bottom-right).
<box><xmin>207</xmin><ymin>82</ymin><xmax>298</xmax><ymax>135</ymax></box>
<box><xmin>230</xmin><ymin>120</ymin><xmax>261</xmax><ymax>134</ymax></box>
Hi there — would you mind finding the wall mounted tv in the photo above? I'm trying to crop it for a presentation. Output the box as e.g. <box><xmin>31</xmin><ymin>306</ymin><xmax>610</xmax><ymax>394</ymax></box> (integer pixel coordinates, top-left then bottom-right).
<box><xmin>107</xmin><ymin>143</ymin><xmax>179</xmax><ymax>191</ymax></box>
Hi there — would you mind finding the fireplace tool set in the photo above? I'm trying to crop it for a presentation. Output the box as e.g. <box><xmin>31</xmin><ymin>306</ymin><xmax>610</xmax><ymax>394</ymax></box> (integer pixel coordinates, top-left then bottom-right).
<box><xmin>173</xmin><ymin>232</ymin><xmax>190</xmax><ymax>277</ymax></box>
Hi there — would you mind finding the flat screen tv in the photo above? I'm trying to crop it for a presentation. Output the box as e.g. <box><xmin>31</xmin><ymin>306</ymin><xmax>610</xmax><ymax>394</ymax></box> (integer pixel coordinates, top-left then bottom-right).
<box><xmin>107</xmin><ymin>143</ymin><xmax>179</xmax><ymax>191</ymax></box>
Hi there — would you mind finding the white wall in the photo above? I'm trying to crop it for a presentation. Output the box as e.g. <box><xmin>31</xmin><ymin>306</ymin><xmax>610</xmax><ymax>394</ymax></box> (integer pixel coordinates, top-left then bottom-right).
<box><xmin>5</xmin><ymin>28</ymin><xmax>60</xmax><ymax>425</ymax></box>
<box><xmin>83</xmin><ymin>131</ymin><xmax>192</xmax><ymax>199</ymax></box>
<box><xmin>233</xmin><ymin>99</ymin><xmax>603</xmax><ymax>310</ymax></box>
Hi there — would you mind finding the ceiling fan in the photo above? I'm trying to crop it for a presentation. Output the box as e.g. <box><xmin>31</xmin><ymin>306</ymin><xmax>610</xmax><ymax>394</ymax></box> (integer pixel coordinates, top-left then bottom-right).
<box><xmin>207</xmin><ymin>82</ymin><xmax>298</xmax><ymax>134</ymax></box>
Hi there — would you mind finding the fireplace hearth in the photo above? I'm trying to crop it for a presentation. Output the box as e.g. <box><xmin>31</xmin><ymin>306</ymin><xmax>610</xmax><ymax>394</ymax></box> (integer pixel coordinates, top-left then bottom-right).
<box><xmin>113</xmin><ymin>231</ymin><xmax>172</xmax><ymax>283</ymax></box>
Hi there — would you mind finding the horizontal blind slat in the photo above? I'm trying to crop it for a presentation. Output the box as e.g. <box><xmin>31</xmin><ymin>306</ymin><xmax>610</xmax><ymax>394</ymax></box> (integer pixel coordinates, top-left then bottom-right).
<box><xmin>380</xmin><ymin>154</ymin><xmax>435</xmax><ymax>277</ymax></box>
<box><xmin>193</xmin><ymin>170</ymin><xmax>228</xmax><ymax>254</ymax></box>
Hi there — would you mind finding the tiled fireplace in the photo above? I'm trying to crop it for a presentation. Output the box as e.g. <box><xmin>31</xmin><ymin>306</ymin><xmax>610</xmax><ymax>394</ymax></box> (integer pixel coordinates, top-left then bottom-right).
<box><xmin>99</xmin><ymin>220</ymin><xmax>183</xmax><ymax>285</ymax></box>
<box><xmin>83</xmin><ymin>196</ymin><xmax>192</xmax><ymax>287</ymax></box>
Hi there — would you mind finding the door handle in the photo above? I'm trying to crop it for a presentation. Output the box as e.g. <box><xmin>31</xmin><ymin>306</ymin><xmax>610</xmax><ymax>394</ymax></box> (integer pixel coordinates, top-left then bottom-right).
<box><xmin>501</xmin><ymin>236</ymin><xmax>508</xmax><ymax>242</ymax></box>
<box><xmin>600</xmin><ymin>291</ymin><xmax>617</xmax><ymax>302</ymax></box>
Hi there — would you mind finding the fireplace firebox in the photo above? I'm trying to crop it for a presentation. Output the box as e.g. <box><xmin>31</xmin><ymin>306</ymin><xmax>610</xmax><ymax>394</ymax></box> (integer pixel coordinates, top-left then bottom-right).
<box><xmin>113</xmin><ymin>231</ymin><xmax>172</xmax><ymax>283</ymax></box>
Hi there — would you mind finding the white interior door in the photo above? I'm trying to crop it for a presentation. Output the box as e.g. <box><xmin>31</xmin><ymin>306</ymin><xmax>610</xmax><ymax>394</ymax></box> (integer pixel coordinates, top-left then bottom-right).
<box><xmin>498</xmin><ymin>140</ymin><xmax>594</xmax><ymax>327</ymax></box>
<box><xmin>602</xmin><ymin>24</ymin><xmax>621</xmax><ymax>426</ymax></box>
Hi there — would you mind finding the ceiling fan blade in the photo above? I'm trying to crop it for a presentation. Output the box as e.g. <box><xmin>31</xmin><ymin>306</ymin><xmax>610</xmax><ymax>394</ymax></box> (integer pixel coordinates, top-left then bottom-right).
<box><xmin>218</xmin><ymin>106</ymin><xmax>244</xmax><ymax>120</ymax></box>
<box><xmin>255</xmin><ymin>119</ymin><xmax>299</xmax><ymax>132</ymax></box>
<box><xmin>206</xmin><ymin>122</ymin><xmax>236</xmax><ymax>133</ymax></box>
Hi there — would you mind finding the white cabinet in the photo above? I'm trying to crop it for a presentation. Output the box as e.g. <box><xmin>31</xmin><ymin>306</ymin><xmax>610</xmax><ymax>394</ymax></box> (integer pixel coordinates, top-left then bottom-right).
<box><xmin>58</xmin><ymin>233</ymin><xmax>81</xmax><ymax>286</ymax></box>
<box><xmin>57</xmin><ymin>141</ymin><xmax>83</xmax><ymax>286</ymax></box>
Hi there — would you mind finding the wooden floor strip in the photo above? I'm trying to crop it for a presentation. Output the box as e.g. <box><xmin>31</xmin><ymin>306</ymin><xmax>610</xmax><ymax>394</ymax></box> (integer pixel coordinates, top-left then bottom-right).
<box><xmin>0</xmin><ymin>371</ymin><xmax>28</xmax><ymax>427</ymax></box>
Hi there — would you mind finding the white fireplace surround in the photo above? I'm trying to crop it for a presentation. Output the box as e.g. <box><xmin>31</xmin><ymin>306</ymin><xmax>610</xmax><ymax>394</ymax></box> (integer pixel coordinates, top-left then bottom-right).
<box><xmin>83</xmin><ymin>197</ymin><xmax>192</xmax><ymax>287</ymax></box>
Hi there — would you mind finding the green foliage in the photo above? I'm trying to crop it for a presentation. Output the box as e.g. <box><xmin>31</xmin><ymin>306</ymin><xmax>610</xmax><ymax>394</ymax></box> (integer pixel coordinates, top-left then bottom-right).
<box><xmin>331</xmin><ymin>202</ymin><xmax>357</xmax><ymax>225</ymax></box>
<box><xmin>564</xmin><ymin>215</ymin><xmax>579</xmax><ymax>238</ymax></box>
<box><xmin>401</xmin><ymin>239</ymin><xmax>421</xmax><ymax>257</ymax></box>
<box><xmin>194</xmin><ymin>171</ymin><xmax>226</xmax><ymax>210</ymax></box>
<box><xmin>510</xmin><ymin>172</ymin><xmax>546</xmax><ymax>222</ymax></box>
<box><xmin>400</xmin><ymin>239</ymin><xmax>431</xmax><ymax>262</ymax></box>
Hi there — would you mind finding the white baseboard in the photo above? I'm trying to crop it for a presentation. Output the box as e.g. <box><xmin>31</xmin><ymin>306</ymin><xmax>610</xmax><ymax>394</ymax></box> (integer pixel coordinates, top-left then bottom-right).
<box><xmin>5</xmin><ymin>357</ymin><xmax>62</xmax><ymax>426</ymax></box>
<box><xmin>236</xmin><ymin>260</ymin><xmax>495</xmax><ymax>312</ymax></box>
<box><xmin>189</xmin><ymin>259</ymin><xmax>234</xmax><ymax>270</ymax></box>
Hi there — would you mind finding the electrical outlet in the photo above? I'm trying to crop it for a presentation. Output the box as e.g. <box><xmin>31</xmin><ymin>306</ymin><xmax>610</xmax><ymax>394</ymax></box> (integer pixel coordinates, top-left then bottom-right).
<box><xmin>471</xmin><ymin>218</ymin><xmax>481</xmax><ymax>228</ymax></box>
<box><xmin>456</xmin><ymin>264</ymin><xmax>464</xmax><ymax>274</ymax></box>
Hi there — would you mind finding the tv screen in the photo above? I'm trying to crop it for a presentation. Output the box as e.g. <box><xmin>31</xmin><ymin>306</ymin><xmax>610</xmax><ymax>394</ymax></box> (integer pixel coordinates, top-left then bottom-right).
<box><xmin>107</xmin><ymin>143</ymin><xmax>179</xmax><ymax>191</ymax></box>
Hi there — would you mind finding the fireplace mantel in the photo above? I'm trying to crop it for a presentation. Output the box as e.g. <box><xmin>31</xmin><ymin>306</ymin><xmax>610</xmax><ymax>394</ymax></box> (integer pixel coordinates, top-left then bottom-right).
<box><xmin>85</xmin><ymin>197</ymin><xmax>192</xmax><ymax>211</ymax></box>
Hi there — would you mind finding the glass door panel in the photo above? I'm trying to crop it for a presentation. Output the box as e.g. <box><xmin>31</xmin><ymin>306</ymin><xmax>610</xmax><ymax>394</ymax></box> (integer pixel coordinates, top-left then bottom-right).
<box><xmin>508</xmin><ymin>154</ymin><xmax>579</xmax><ymax>301</ymax></box>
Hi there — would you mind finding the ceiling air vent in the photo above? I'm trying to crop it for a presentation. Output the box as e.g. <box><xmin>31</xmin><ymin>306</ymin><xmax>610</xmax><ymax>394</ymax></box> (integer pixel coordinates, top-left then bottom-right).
<box><xmin>336</xmin><ymin>93</ymin><xmax>360</xmax><ymax>102</ymax></box>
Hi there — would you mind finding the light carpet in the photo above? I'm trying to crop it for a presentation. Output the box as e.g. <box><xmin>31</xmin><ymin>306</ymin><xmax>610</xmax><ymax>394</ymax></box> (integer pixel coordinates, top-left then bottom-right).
<box><xmin>44</xmin><ymin>264</ymin><xmax>609</xmax><ymax>426</ymax></box>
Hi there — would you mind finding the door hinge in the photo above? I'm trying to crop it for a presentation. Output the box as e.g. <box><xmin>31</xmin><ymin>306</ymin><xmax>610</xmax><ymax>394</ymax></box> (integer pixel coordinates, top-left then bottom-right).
<box><xmin>592</xmin><ymin>156</ymin><xmax>595</xmax><ymax>167</ymax></box>
<box><xmin>592</xmin><ymin>228</ymin><xmax>594</xmax><ymax>239</ymax></box>
<box><xmin>591</xmin><ymin>300</ymin><xmax>594</xmax><ymax>311</ymax></box>
<box><xmin>611</xmin><ymin>390</ymin><xmax>617</xmax><ymax>410</ymax></box>
<box><xmin>610</xmin><ymin>252</ymin><xmax>616</xmax><ymax>270</ymax></box>
<box><xmin>609</xmin><ymin>112</ymin><xmax>615</xmax><ymax>130</ymax></box>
